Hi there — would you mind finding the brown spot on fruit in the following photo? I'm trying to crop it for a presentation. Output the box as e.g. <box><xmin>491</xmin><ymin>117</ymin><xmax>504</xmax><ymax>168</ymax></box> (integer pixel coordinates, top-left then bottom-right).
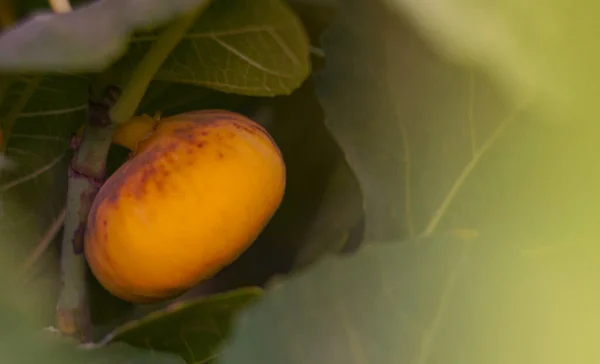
<box><xmin>155</xmin><ymin>180</ymin><xmax>164</xmax><ymax>192</ymax></box>
<box><xmin>232</xmin><ymin>122</ymin><xmax>256</xmax><ymax>135</ymax></box>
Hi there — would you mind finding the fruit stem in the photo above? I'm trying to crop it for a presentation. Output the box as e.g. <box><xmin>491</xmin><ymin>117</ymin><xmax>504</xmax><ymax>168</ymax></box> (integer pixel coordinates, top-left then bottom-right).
<box><xmin>56</xmin><ymin>86</ymin><xmax>119</xmax><ymax>342</ymax></box>
<box><xmin>109</xmin><ymin>2</ymin><xmax>211</xmax><ymax>125</ymax></box>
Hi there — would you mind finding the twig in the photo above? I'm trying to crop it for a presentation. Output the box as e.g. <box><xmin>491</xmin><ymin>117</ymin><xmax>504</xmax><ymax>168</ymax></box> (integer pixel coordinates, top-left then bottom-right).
<box><xmin>19</xmin><ymin>206</ymin><xmax>66</xmax><ymax>275</ymax></box>
<box><xmin>55</xmin><ymin>87</ymin><xmax>119</xmax><ymax>342</ymax></box>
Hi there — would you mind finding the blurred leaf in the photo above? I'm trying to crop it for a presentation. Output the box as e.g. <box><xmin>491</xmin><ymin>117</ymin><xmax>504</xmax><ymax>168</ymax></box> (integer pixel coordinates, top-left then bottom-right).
<box><xmin>1</xmin><ymin>333</ymin><xmax>186</xmax><ymax>364</ymax></box>
<box><xmin>0</xmin><ymin>75</ymin><xmax>87</xmax><ymax>263</ymax></box>
<box><xmin>101</xmin><ymin>287</ymin><xmax>262</xmax><ymax>364</ymax></box>
<box><xmin>315</xmin><ymin>0</ymin><xmax>600</xmax><ymax>244</ymax></box>
<box><xmin>0</xmin><ymin>0</ymin><xmax>213</xmax><ymax>71</ymax></box>
<box><xmin>115</xmin><ymin>0</ymin><xmax>311</xmax><ymax>96</ymax></box>
<box><xmin>218</xmin><ymin>234</ymin><xmax>600</xmax><ymax>364</ymax></box>
<box><xmin>384</xmin><ymin>0</ymin><xmax>600</xmax><ymax>123</ymax></box>
<box><xmin>316</xmin><ymin>0</ymin><xmax>509</xmax><ymax>241</ymax></box>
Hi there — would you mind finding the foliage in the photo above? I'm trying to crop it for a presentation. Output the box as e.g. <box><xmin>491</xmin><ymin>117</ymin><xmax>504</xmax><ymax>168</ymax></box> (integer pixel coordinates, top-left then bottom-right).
<box><xmin>99</xmin><ymin>288</ymin><xmax>262</xmax><ymax>363</ymax></box>
<box><xmin>0</xmin><ymin>0</ymin><xmax>216</xmax><ymax>71</ymax></box>
<box><xmin>1</xmin><ymin>0</ymin><xmax>599</xmax><ymax>362</ymax></box>
<box><xmin>219</xmin><ymin>0</ymin><xmax>600</xmax><ymax>362</ymax></box>
<box><xmin>384</xmin><ymin>0</ymin><xmax>600</xmax><ymax>124</ymax></box>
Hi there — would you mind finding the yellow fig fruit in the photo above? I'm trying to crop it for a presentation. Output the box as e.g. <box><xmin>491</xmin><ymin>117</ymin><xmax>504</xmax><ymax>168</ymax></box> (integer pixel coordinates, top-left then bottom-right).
<box><xmin>76</xmin><ymin>113</ymin><xmax>159</xmax><ymax>151</ymax></box>
<box><xmin>84</xmin><ymin>110</ymin><xmax>286</xmax><ymax>303</ymax></box>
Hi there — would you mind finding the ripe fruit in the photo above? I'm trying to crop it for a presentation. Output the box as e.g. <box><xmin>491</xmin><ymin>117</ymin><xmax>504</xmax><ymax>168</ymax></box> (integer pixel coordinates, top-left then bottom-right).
<box><xmin>84</xmin><ymin>110</ymin><xmax>286</xmax><ymax>303</ymax></box>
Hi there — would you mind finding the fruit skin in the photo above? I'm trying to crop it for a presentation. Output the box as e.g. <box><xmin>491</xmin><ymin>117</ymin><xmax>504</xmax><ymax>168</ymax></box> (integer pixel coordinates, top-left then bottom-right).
<box><xmin>84</xmin><ymin>110</ymin><xmax>286</xmax><ymax>303</ymax></box>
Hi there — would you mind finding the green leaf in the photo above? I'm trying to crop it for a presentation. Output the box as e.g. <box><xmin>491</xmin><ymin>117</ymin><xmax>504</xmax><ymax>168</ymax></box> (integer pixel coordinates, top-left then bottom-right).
<box><xmin>0</xmin><ymin>75</ymin><xmax>87</xmax><ymax>263</ymax></box>
<box><xmin>100</xmin><ymin>287</ymin><xmax>262</xmax><ymax>364</ymax></box>
<box><xmin>384</xmin><ymin>0</ymin><xmax>600</xmax><ymax>123</ymax></box>
<box><xmin>0</xmin><ymin>0</ymin><xmax>214</xmax><ymax>71</ymax></box>
<box><xmin>115</xmin><ymin>0</ymin><xmax>311</xmax><ymax>96</ymax></box>
<box><xmin>3</xmin><ymin>333</ymin><xmax>186</xmax><ymax>364</ymax></box>
<box><xmin>218</xmin><ymin>234</ymin><xmax>600</xmax><ymax>363</ymax></box>
<box><xmin>315</xmin><ymin>0</ymin><xmax>600</xmax><ymax>244</ymax></box>
<box><xmin>316</xmin><ymin>0</ymin><xmax>510</xmax><ymax>241</ymax></box>
<box><xmin>135</xmin><ymin>81</ymin><xmax>250</xmax><ymax>117</ymax></box>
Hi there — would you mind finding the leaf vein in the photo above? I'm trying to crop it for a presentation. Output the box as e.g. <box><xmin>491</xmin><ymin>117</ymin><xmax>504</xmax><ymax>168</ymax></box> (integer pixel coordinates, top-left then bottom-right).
<box><xmin>0</xmin><ymin>152</ymin><xmax>65</xmax><ymax>191</ymax></box>
<box><xmin>18</xmin><ymin>104</ymin><xmax>86</xmax><ymax>118</ymax></box>
<box><xmin>210</xmin><ymin>36</ymin><xmax>293</xmax><ymax>78</ymax></box>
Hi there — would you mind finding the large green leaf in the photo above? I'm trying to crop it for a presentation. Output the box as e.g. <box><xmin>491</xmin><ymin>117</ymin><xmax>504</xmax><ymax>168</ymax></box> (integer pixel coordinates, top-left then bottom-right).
<box><xmin>99</xmin><ymin>287</ymin><xmax>262</xmax><ymax>364</ymax></box>
<box><xmin>114</xmin><ymin>0</ymin><xmax>311</xmax><ymax>96</ymax></box>
<box><xmin>0</xmin><ymin>0</ymin><xmax>213</xmax><ymax>71</ymax></box>
<box><xmin>384</xmin><ymin>0</ymin><xmax>600</xmax><ymax>123</ymax></box>
<box><xmin>218</xmin><ymin>233</ymin><xmax>600</xmax><ymax>363</ymax></box>
<box><xmin>315</xmin><ymin>0</ymin><xmax>600</xmax><ymax>243</ymax></box>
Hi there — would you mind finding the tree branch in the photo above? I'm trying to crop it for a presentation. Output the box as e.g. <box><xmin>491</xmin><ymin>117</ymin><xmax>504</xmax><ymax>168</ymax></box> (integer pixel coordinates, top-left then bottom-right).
<box><xmin>55</xmin><ymin>86</ymin><xmax>119</xmax><ymax>342</ymax></box>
